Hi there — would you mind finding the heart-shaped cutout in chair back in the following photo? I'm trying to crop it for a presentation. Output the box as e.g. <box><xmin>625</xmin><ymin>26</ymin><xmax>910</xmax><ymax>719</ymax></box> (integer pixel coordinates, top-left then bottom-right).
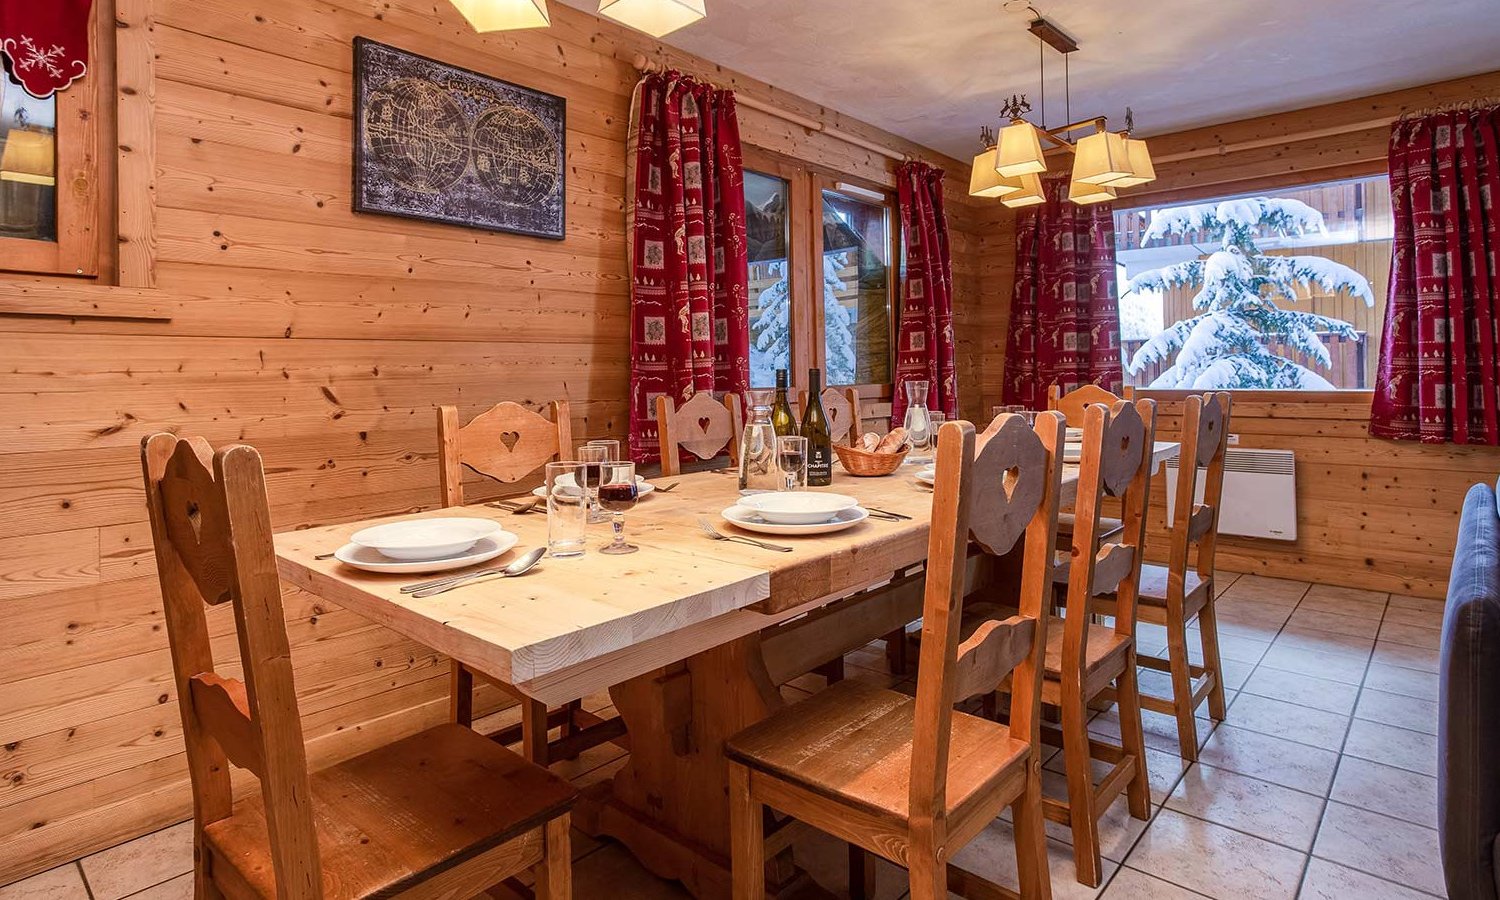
<box><xmin>1195</xmin><ymin>395</ymin><xmax>1225</xmax><ymax>469</ymax></box>
<box><xmin>1097</xmin><ymin>402</ymin><xmax>1147</xmax><ymax>498</ymax></box>
<box><xmin>676</xmin><ymin>391</ymin><xmax>731</xmax><ymax>460</ymax></box>
<box><xmin>498</xmin><ymin>430</ymin><xmax>521</xmax><ymax>453</ymax></box>
<box><xmin>968</xmin><ymin>414</ymin><xmax>1048</xmax><ymax>556</ymax></box>
<box><xmin>458</xmin><ymin>402</ymin><xmax>565</xmax><ymax>484</ymax></box>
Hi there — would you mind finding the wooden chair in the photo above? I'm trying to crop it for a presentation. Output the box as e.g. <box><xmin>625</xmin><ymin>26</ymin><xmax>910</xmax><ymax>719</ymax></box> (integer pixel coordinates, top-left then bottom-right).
<box><xmin>798</xmin><ymin>386</ymin><xmax>864</xmax><ymax>447</ymax></box>
<box><xmin>439</xmin><ymin>400</ymin><xmax>622</xmax><ymax>766</ymax></box>
<box><xmin>1093</xmin><ymin>393</ymin><xmax>1232</xmax><ymax>759</ymax></box>
<box><xmin>727</xmin><ymin>413</ymin><xmax>1067</xmax><ymax>900</ymax></box>
<box><xmin>1048</xmin><ymin>384</ymin><xmax>1127</xmax><ymax>545</ymax></box>
<box><xmin>655</xmin><ymin>391</ymin><xmax>744</xmax><ymax>476</ymax></box>
<box><xmin>1040</xmin><ymin>397</ymin><xmax>1156</xmax><ymax>886</ymax></box>
<box><xmin>140</xmin><ymin>433</ymin><xmax>576</xmax><ymax>900</ymax></box>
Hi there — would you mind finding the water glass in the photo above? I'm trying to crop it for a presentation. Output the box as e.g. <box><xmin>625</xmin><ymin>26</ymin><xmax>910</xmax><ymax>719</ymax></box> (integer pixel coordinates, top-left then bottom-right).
<box><xmin>598</xmin><ymin>462</ymin><xmax>640</xmax><ymax>555</ymax></box>
<box><xmin>545</xmin><ymin>461</ymin><xmax>588</xmax><ymax>558</ymax></box>
<box><xmin>585</xmin><ymin>439</ymin><xmax>621</xmax><ymax>461</ymax></box>
<box><xmin>776</xmin><ymin>435</ymin><xmax>808</xmax><ymax>491</ymax></box>
<box><xmin>577</xmin><ymin>444</ymin><xmax>612</xmax><ymax>524</ymax></box>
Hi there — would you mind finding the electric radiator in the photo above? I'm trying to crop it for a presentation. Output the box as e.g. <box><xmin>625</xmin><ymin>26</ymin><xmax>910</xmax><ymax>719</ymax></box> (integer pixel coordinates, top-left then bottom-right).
<box><xmin>1164</xmin><ymin>448</ymin><xmax>1297</xmax><ymax>541</ymax></box>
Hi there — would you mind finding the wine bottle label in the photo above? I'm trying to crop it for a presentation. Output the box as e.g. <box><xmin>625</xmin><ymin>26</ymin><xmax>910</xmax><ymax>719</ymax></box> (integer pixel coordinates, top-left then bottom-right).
<box><xmin>807</xmin><ymin>445</ymin><xmax>833</xmax><ymax>485</ymax></box>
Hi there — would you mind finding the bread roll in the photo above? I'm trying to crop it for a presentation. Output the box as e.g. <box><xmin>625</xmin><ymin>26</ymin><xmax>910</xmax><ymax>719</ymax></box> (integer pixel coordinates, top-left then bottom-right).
<box><xmin>875</xmin><ymin>427</ymin><xmax>907</xmax><ymax>453</ymax></box>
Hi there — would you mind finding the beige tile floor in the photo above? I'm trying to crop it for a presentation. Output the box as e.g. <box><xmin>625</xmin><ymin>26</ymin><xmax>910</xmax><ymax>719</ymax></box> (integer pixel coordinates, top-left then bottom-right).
<box><xmin>0</xmin><ymin>574</ymin><xmax>1447</xmax><ymax>900</ymax></box>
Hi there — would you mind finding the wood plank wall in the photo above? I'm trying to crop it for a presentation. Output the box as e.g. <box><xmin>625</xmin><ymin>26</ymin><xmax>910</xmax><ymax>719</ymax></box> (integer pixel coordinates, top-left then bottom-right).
<box><xmin>0</xmin><ymin>0</ymin><xmax>994</xmax><ymax>882</ymax></box>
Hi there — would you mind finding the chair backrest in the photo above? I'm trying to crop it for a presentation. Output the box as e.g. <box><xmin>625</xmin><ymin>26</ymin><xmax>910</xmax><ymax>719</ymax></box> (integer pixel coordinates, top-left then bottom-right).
<box><xmin>1048</xmin><ymin>383</ymin><xmax>1125</xmax><ymax>428</ymax></box>
<box><xmin>140</xmin><ymin>434</ymin><xmax>322</xmax><ymax>899</ymax></box>
<box><xmin>1060</xmin><ymin>398</ymin><xmax>1157</xmax><ymax>673</ymax></box>
<box><xmin>655</xmin><ymin>391</ymin><xmax>744</xmax><ymax>476</ymax></box>
<box><xmin>1167</xmin><ymin>393</ymin><xmax>1232</xmax><ymax>586</ymax></box>
<box><xmin>908</xmin><ymin>413</ymin><xmax>1066</xmax><ymax>826</ymax></box>
<box><xmin>438</xmin><ymin>400</ymin><xmax>573</xmax><ymax>506</ymax></box>
<box><xmin>798</xmin><ymin>387</ymin><xmax>863</xmax><ymax>447</ymax></box>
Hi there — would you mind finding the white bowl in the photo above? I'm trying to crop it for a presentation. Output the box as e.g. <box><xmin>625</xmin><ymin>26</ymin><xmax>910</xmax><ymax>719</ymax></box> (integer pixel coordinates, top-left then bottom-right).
<box><xmin>351</xmin><ymin>517</ymin><xmax>504</xmax><ymax>561</ymax></box>
<box><xmin>737</xmin><ymin>492</ymin><xmax>859</xmax><ymax>525</ymax></box>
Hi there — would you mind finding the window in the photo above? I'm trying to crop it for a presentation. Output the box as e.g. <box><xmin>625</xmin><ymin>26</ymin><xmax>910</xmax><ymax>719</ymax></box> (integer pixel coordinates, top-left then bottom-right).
<box><xmin>742</xmin><ymin>150</ymin><xmax>898</xmax><ymax>395</ymax></box>
<box><xmin>1115</xmin><ymin>174</ymin><xmax>1392</xmax><ymax>390</ymax></box>
<box><xmin>0</xmin><ymin>84</ymin><xmax>56</xmax><ymax>243</ymax></box>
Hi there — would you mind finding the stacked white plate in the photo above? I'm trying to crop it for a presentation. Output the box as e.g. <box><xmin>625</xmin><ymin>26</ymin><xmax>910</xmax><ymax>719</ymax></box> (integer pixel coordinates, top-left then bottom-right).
<box><xmin>334</xmin><ymin>517</ymin><xmax>519</xmax><ymax>574</ymax></box>
<box><xmin>721</xmin><ymin>492</ymin><xmax>868</xmax><ymax>535</ymax></box>
<box><xmin>530</xmin><ymin>474</ymin><xmax>656</xmax><ymax>498</ymax></box>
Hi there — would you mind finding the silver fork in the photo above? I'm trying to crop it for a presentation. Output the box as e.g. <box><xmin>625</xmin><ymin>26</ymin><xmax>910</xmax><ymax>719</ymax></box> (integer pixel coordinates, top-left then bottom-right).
<box><xmin>696</xmin><ymin>517</ymin><xmax>793</xmax><ymax>552</ymax></box>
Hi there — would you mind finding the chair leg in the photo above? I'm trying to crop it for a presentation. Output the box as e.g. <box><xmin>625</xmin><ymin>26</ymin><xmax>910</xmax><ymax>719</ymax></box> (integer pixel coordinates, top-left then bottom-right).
<box><xmin>814</xmin><ymin>656</ymin><xmax>846</xmax><ymax>685</ymax></box>
<box><xmin>1059</xmin><ymin>692</ymin><xmax>1102</xmax><ymax>887</ymax></box>
<box><xmin>1115</xmin><ymin>655</ymin><xmax>1152</xmax><ymax>820</ymax></box>
<box><xmin>1198</xmin><ymin>595</ymin><xmax>1230</xmax><ymax>721</ymax></box>
<box><xmin>728</xmin><ymin>763</ymin><xmax>765</xmax><ymax>900</ymax></box>
<box><xmin>1165</xmin><ymin>616</ymin><xmax>1200</xmax><ymax>761</ymax></box>
<box><xmin>848</xmin><ymin>844</ymin><xmax>876</xmax><ymax>900</ymax></box>
<box><xmin>907</xmin><ymin>839</ymin><xmax>946</xmax><ymax>900</ymax></box>
<box><xmin>521</xmin><ymin>697</ymin><xmax>551</xmax><ymax>766</ymax></box>
<box><xmin>884</xmin><ymin>626</ymin><xmax>908</xmax><ymax>674</ymax></box>
<box><xmin>534</xmin><ymin>814</ymin><xmax>571</xmax><ymax>900</ymax></box>
<box><xmin>450</xmin><ymin>661</ymin><xmax>474</xmax><ymax>727</ymax></box>
<box><xmin>1012</xmin><ymin>757</ymin><xmax>1053</xmax><ymax>900</ymax></box>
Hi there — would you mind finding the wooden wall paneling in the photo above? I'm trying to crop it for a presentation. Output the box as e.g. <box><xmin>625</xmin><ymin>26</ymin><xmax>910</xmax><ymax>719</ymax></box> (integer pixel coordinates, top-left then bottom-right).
<box><xmin>116</xmin><ymin>0</ymin><xmax>157</xmax><ymax>286</ymax></box>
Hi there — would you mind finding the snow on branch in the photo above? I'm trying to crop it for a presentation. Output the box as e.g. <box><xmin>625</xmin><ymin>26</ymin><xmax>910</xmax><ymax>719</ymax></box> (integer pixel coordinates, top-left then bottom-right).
<box><xmin>1260</xmin><ymin>255</ymin><xmax>1375</xmax><ymax>306</ymax></box>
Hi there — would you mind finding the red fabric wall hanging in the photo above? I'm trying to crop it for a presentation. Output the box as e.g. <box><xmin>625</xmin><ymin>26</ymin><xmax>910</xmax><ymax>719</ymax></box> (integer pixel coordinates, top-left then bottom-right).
<box><xmin>626</xmin><ymin>71</ymin><xmax>750</xmax><ymax>464</ymax></box>
<box><xmin>1370</xmin><ymin>103</ymin><xmax>1500</xmax><ymax>444</ymax></box>
<box><xmin>0</xmin><ymin>0</ymin><xmax>92</xmax><ymax>98</ymax></box>
<box><xmin>892</xmin><ymin>160</ymin><xmax>958</xmax><ymax>426</ymax></box>
<box><xmin>1002</xmin><ymin>173</ymin><xmax>1123</xmax><ymax>410</ymax></box>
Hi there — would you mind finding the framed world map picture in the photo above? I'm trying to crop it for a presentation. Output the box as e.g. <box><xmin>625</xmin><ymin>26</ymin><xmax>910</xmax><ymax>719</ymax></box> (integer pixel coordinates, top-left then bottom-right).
<box><xmin>353</xmin><ymin>38</ymin><xmax>566</xmax><ymax>240</ymax></box>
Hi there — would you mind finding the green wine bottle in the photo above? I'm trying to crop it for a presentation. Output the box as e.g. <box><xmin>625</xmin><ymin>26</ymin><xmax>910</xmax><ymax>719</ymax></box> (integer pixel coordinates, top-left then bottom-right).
<box><xmin>771</xmin><ymin>369</ymin><xmax>798</xmax><ymax>438</ymax></box>
<box><xmin>802</xmin><ymin>368</ymin><xmax>833</xmax><ymax>486</ymax></box>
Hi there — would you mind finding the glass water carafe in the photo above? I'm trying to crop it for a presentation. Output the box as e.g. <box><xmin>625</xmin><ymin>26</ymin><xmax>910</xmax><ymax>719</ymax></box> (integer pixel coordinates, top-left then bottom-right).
<box><xmin>902</xmin><ymin>379</ymin><xmax>934</xmax><ymax>462</ymax></box>
<box><xmin>738</xmin><ymin>397</ymin><xmax>781</xmax><ymax>493</ymax></box>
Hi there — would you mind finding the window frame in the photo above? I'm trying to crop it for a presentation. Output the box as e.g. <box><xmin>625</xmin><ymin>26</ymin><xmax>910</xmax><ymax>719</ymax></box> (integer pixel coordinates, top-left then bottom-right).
<box><xmin>742</xmin><ymin>145</ymin><xmax>900</xmax><ymax>406</ymax></box>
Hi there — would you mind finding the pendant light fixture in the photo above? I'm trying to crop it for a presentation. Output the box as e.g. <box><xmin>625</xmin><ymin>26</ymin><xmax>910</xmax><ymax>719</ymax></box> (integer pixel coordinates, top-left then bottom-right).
<box><xmin>598</xmin><ymin>0</ymin><xmax>706</xmax><ymax>37</ymax></box>
<box><xmin>449</xmin><ymin>0</ymin><xmax>550</xmax><ymax>31</ymax></box>
<box><xmin>968</xmin><ymin>12</ymin><xmax>1157</xmax><ymax>206</ymax></box>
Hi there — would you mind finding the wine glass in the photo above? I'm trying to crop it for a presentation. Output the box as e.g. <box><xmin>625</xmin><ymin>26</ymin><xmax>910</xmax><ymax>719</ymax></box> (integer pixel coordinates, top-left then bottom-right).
<box><xmin>776</xmin><ymin>435</ymin><xmax>808</xmax><ymax>491</ymax></box>
<box><xmin>598</xmin><ymin>462</ymin><xmax>640</xmax><ymax>555</ymax></box>
<box><xmin>577</xmin><ymin>444</ymin><xmax>611</xmax><ymax>524</ymax></box>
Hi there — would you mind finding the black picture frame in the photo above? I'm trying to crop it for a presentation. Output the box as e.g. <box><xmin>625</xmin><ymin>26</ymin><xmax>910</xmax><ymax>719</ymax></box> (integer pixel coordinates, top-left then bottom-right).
<box><xmin>352</xmin><ymin>37</ymin><xmax>567</xmax><ymax>240</ymax></box>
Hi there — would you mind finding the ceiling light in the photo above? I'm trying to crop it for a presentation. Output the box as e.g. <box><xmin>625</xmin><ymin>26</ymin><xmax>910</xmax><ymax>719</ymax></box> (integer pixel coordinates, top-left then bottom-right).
<box><xmin>0</xmin><ymin>128</ymin><xmax>54</xmax><ymax>186</ymax></box>
<box><xmin>996</xmin><ymin>119</ymin><xmax>1047</xmax><ymax>177</ymax></box>
<box><xmin>1104</xmin><ymin>137</ymin><xmax>1156</xmax><ymax>188</ymax></box>
<box><xmin>969</xmin><ymin>146</ymin><xmax>1021</xmax><ymax>198</ymax></box>
<box><xmin>449</xmin><ymin>0</ymin><xmax>550</xmax><ymax>30</ymax></box>
<box><xmin>1067</xmin><ymin>176</ymin><xmax>1116</xmax><ymax>205</ymax></box>
<box><xmin>1000</xmin><ymin>173</ymin><xmax>1046</xmax><ymax>208</ymax></box>
<box><xmin>1072</xmin><ymin>129</ymin><xmax>1133</xmax><ymax>186</ymax></box>
<box><xmin>598</xmin><ymin>0</ymin><xmax>706</xmax><ymax>37</ymax></box>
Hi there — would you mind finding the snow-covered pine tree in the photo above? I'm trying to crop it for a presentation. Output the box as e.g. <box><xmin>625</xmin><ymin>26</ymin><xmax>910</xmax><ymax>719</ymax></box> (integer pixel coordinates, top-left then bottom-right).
<box><xmin>750</xmin><ymin>254</ymin><xmax>860</xmax><ymax>386</ymax></box>
<box><xmin>1124</xmin><ymin>197</ymin><xmax>1375</xmax><ymax>389</ymax></box>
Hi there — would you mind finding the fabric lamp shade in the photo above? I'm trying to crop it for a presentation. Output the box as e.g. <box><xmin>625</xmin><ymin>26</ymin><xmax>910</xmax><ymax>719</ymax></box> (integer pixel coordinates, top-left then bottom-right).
<box><xmin>1067</xmin><ymin>176</ymin><xmax>1116</xmax><ymax>205</ymax></box>
<box><xmin>1072</xmin><ymin>130</ymin><xmax>1133</xmax><ymax>186</ymax></box>
<box><xmin>1104</xmin><ymin>137</ymin><xmax>1156</xmax><ymax>188</ymax></box>
<box><xmin>996</xmin><ymin>120</ymin><xmax>1046</xmax><ymax>177</ymax></box>
<box><xmin>968</xmin><ymin>147</ymin><xmax>1020</xmax><ymax>198</ymax></box>
<box><xmin>598</xmin><ymin>0</ymin><xmax>706</xmax><ymax>36</ymax></box>
<box><xmin>1000</xmin><ymin>173</ymin><xmax>1046</xmax><ymax>208</ymax></box>
<box><xmin>0</xmin><ymin>129</ymin><xmax>55</xmax><ymax>186</ymax></box>
<box><xmin>448</xmin><ymin>0</ymin><xmax>550</xmax><ymax>30</ymax></box>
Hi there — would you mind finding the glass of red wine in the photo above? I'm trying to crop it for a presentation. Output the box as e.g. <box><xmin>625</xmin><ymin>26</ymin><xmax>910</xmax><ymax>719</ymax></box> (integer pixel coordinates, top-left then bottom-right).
<box><xmin>598</xmin><ymin>462</ymin><xmax>640</xmax><ymax>555</ymax></box>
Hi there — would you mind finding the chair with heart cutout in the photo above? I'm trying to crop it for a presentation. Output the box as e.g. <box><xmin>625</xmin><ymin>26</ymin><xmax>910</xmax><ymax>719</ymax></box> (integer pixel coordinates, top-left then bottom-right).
<box><xmin>655</xmin><ymin>390</ymin><xmax>745</xmax><ymax>476</ymax></box>
<box><xmin>437</xmin><ymin>400</ymin><xmax>625</xmax><ymax>766</ymax></box>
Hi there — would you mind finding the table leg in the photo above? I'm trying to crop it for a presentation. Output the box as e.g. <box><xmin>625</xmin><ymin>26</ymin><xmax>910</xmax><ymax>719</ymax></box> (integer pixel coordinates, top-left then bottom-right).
<box><xmin>577</xmin><ymin>632</ymin><xmax>817</xmax><ymax>899</ymax></box>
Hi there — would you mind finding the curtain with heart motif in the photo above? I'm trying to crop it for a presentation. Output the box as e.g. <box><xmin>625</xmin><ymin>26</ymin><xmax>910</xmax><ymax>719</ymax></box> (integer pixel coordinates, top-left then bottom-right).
<box><xmin>0</xmin><ymin>0</ymin><xmax>92</xmax><ymax>98</ymax></box>
<box><xmin>626</xmin><ymin>70</ymin><xmax>750</xmax><ymax>464</ymax></box>
<box><xmin>1370</xmin><ymin>103</ymin><xmax>1500</xmax><ymax>444</ymax></box>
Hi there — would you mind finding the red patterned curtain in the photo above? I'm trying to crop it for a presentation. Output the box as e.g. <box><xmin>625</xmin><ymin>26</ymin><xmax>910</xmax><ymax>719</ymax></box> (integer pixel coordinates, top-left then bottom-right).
<box><xmin>892</xmin><ymin>160</ymin><xmax>958</xmax><ymax>426</ymax></box>
<box><xmin>627</xmin><ymin>72</ymin><xmax>750</xmax><ymax>463</ymax></box>
<box><xmin>1370</xmin><ymin>104</ymin><xmax>1500</xmax><ymax>444</ymax></box>
<box><xmin>1002</xmin><ymin>173</ymin><xmax>1122</xmax><ymax>409</ymax></box>
<box><xmin>0</xmin><ymin>0</ymin><xmax>92</xmax><ymax>98</ymax></box>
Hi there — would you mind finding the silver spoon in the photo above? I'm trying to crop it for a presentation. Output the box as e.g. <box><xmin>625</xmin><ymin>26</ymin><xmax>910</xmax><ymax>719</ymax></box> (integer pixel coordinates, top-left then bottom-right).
<box><xmin>403</xmin><ymin>547</ymin><xmax>546</xmax><ymax>598</ymax></box>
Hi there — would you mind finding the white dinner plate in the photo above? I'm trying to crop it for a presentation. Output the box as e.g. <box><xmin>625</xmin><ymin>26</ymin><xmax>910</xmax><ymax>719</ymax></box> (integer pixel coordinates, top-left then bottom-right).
<box><xmin>1064</xmin><ymin>442</ymin><xmax>1083</xmax><ymax>463</ymax></box>
<box><xmin>334</xmin><ymin>533</ymin><xmax>519</xmax><ymax>575</ymax></box>
<box><xmin>737</xmin><ymin>491</ymin><xmax>859</xmax><ymax>525</ymax></box>
<box><xmin>721</xmin><ymin>504</ymin><xmax>868</xmax><ymax>536</ymax></box>
<box><xmin>914</xmin><ymin>467</ymin><xmax>936</xmax><ymax>486</ymax></box>
<box><xmin>531</xmin><ymin>476</ymin><xmax>656</xmax><ymax>499</ymax></box>
<box><xmin>351</xmin><ymin>517</ymin><xmax>504</xmax><ymax>560</ymax></box>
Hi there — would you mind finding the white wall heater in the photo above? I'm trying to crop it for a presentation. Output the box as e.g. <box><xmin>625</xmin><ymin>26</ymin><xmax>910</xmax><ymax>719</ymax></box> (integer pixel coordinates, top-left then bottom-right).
<box><xmin>1164</xmin><ymin>448</ymin><xmax>1297</xmax><ymax>541</ymax></box>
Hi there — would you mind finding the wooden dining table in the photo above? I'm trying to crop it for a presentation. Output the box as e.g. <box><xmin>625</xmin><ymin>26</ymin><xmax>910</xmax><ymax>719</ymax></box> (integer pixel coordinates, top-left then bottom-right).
<box><xmin>275</xmin><ymin>442</ymin><xmax>1179</xmax><ymax>899</ymax></box>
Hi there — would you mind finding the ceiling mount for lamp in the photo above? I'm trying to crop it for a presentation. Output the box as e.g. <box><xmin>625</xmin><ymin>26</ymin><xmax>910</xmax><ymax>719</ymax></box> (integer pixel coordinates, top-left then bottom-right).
<box><xmin>598</xmin><ymin>0</ymin><xmax>707</xmax><ymax>37</ymax></box>
<box><xmin>967</xmin><ymin>11</ymin><xmax>1157</xmax><ymax>204</ymax></box>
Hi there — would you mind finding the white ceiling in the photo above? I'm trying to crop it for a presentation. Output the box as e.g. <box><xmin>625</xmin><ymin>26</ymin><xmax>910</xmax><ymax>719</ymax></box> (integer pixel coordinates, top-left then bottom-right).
<box><xmin>561</xmin><ymin>0</ymin><xmax>1500</xmax><ymax>160</ymax></box>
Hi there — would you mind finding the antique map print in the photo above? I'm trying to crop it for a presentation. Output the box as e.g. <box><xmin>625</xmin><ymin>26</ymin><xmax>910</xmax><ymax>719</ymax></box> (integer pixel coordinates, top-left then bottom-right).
<box><xmin>354</xmin><ymin>38</ymin><xmax>566</xmax><ymax>239</ymax></box>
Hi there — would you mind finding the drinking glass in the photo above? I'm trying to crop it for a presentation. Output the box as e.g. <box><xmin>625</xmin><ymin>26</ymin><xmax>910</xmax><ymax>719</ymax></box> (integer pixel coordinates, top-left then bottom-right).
<box><xmin>585</xmin><ymin>439</ymin><xmax>621</xmax><ymax>461</ymax></box>
<box><xmin>598</xmin><ymin>462</ymin><xmax>640</xmax><ymax>555</ymax></box>
<box><xmin>545</xmin><ymin>462</ymin><xmax>588</xmax><ymax>558</ymax></box>
<box><xmin>776</xmin><ymin>435</ymin><xmax>808</xmax><ymax>491</ymax></box>
<box><xmin>577</xmin><ymin>444</ymin><xmax>612</xmax><ymax>524</ymax></box>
